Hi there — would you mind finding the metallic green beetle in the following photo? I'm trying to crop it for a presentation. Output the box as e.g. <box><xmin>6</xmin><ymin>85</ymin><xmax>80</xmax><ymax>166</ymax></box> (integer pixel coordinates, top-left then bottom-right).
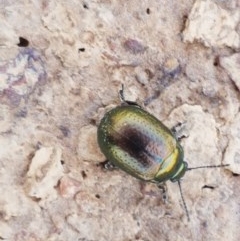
<box><xmin>98</xmin><ymin>104</ymin><xmax>187</xmax><ymax>184</ymax></box>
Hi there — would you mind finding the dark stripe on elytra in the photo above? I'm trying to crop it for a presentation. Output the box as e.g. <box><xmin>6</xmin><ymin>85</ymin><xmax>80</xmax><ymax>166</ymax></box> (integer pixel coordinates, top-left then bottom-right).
<box><xmin>110</xmin><ymin>125</ymin><xmax>155</xmax><ymax>168</ymax></box>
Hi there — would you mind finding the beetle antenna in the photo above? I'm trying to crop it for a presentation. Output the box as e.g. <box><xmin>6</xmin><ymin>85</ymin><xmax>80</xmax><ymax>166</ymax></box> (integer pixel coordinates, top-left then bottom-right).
<box><xmin>187</xmin><ymin>164</ymin><xmax>229</xmax><ymax>171</ymax></box>
<box><xmin>177</xmin><ymin>180</ymin><xmax>190</xmax><ymax>221</ymax></box>
<box><xmin>119</xmin><ymin>84</ymin><xmax>125</xmax><ymax>102</ymax></box>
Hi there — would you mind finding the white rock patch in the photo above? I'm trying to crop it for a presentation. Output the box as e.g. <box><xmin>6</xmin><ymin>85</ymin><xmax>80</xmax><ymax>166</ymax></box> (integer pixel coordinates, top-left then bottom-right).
<box><xmin>183</xmin><ymin>0</ymin><xmax>240</xmax><ymax>49</ymax></box>
<box><xmin>25</xmin><ymin>147</ymin><xmax>64</xmax><ymax>202</ymax></box>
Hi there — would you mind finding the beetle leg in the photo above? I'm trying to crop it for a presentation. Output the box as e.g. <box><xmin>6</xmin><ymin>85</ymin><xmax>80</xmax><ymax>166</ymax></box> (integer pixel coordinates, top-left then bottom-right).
<box><xmin>157</xmin><ymin>182</ymin><xmax>168</xmax><ymax>203</ymax></box>
<box><xmin>171</xmin><ymin>122</ymin><xmax>188</xmax><ymax>141</ymax></box>
<box><xmin>100</xmin><ymin>160</ymin><xmax>118</xmax><ymax>171</ymax></box>
<box><xmin>171</xmin><ymin>122</ymin><xmax>181</xmax><ymax>134</ymax></box>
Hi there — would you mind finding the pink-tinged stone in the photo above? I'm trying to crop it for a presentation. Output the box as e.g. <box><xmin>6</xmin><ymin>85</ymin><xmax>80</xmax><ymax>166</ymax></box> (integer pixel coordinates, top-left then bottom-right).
<box><xmin>59</xmin><ymin>176</ymin><xmax>81</xmax><ymax>198</ymax></box>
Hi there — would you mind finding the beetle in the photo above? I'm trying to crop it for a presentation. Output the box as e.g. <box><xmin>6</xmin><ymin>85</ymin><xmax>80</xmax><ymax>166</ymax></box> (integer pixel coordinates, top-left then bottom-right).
<box><xmin>97</xmin><ymin>85</ymin><xmax>228</xmax><ymax>220</ymax></box>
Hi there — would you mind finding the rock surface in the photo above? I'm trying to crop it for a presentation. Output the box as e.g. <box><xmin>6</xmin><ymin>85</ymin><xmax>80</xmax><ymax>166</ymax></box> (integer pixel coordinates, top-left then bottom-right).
<box><xmin>0</xmin><ymin>0</ymin><xmax>240</xmax><ymax>240</ymax></box>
